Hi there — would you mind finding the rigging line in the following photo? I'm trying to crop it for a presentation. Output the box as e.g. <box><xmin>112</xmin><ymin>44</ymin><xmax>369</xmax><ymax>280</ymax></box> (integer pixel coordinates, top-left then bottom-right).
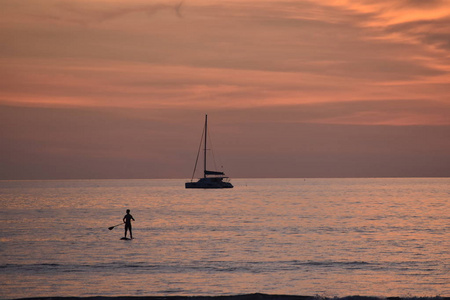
<box><xmin>191</xmin><ymin>125</ymin><xmax>205</xmax><ymax>181</ymax></box>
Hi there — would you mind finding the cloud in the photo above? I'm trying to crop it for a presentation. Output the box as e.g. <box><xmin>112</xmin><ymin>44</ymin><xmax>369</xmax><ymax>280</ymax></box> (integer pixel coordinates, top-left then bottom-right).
<box><xmin>400</xmin><ymin>0</ymin><xmax>445</xmax><ymax>9</ymax></box>
<box><xmin>14</xmin><ymin>0</ymin><xmax>184</xmax><ymax>26</ymax></box>
<box><xmin>58</xmin><ymin>1</ymin><xmax>184</xmax><ymax>24</ymax></box>
<box><xmin>2</xmin><ymin>0</ymin><xmax>447</xmax><ymax>79</ymax></box>
<box><xmin>385</xmin><ymin>17</ymin><xmax>450</xmax><ymax>51</ymax></box>
<box><xmin>208</xmin><ymin>99</ymin><xmax>450</xmax><ymax>126</ymax></box>
<box><xmin>319</xmin><ymin>0</ymin><xmax>450</xmax><ymax>53</ymax></box>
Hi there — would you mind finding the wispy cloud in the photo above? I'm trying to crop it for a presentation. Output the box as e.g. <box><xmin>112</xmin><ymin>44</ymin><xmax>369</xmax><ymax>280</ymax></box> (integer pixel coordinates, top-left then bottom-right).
<box><xmin>18</xmin><ymin>0</ymin><xmax>184</xmax><ymax>26</ymax></box>
<box><xmin>1</xmin><ymin>1</ymin><xmax>449</xmax><ymax>121</ymax></box>
<box><xmin>320</xmin><ymin>0</ymin><xmax>450</xmax><ymax>53</ymax></box>
<box><xmin>59</xmin><ymin>1</ymin><xmax>184</xmax><ymax>23</ymax></box>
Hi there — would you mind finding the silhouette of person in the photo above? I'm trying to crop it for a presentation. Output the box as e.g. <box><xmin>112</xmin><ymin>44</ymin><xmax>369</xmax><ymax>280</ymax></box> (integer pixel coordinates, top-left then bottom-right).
<box><xmin>123</xmin><ymin>209</ymin><xmax>135</xmax><ymax>239</ymax></box>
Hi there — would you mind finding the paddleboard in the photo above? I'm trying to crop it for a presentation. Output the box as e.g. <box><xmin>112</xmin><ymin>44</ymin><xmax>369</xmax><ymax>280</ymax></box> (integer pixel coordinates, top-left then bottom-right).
<box><xmin>120</xmin><ymin>237</ymin><xmax>132</xmax><ymax>240</ymax></box>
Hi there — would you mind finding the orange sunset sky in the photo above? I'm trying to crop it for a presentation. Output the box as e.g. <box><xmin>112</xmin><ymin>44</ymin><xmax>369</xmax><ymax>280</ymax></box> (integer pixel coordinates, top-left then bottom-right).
<box><xmin>1</xmin><ymin>0</ymin><xmax>449</xmax><ymax>179</ymax></box>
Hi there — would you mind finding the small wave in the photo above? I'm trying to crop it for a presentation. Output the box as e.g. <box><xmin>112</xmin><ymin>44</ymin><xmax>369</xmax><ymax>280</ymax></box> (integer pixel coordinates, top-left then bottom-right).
<box><xmin>287</xmin><ymin>260</ymin><xmax>373</xmax><ymax>270</ymax></box>
<box><xmin>0</xmin><ymin>262</ymin><xmax>161</xmax><ymax>273</ymax></box>
<box><xmin>291</xmin><ymin>260</ymin><xmax>371</xmax><ymax>265</ymax></box>
<box><xmin>0</xmin><ymin>260</ymin><xmax>374</xmax><ymax>274</ymax></box>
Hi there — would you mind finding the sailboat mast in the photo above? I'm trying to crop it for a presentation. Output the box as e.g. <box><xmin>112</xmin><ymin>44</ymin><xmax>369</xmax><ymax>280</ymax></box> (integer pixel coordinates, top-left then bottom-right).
<box><xmin>204</xmin><ymin>114</ymin><xmax>207</xmax><ymax>178</ymax></box>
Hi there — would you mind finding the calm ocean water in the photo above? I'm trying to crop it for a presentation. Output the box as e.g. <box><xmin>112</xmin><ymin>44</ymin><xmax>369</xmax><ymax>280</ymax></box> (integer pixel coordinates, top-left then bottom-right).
<box><xmin>0</xmin><ymin>178</ymin><xmax>448</xmax><ymax>299</ymax></box>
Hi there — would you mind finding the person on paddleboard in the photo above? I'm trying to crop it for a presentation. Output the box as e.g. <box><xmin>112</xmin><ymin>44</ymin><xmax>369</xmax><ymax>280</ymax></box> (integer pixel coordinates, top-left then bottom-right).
<box><xmin>123</xmin><ymin>209</ymin><xmax>135</xmax><ymax>239</ymax></box>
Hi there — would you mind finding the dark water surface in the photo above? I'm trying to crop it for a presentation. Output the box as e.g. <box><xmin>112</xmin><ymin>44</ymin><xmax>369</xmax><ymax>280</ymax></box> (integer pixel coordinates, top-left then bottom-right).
<box><xmin>0</xmin><ymin>178</ymin><xmax>448</xmax><ymax>298</ymax></box>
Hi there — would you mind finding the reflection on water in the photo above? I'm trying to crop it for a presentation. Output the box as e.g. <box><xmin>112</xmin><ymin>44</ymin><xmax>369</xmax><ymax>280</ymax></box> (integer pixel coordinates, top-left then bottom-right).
<box><xmin>0</xmin><ymin>178</ymin><xmax>448</xmax><ymax>298</ymax></box>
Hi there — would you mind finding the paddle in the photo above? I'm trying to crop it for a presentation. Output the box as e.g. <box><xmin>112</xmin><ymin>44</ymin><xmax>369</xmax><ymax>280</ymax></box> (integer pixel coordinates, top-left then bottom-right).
<box><xmin>108</xmin><ymin>223</ymin><xmax>124</xmax><ymax>230</ymax></box>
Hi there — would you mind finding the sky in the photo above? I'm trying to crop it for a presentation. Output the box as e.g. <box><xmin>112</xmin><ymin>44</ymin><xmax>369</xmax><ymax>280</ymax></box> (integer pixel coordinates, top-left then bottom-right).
<box><xmin>1</xmin><ymin>0</ymin><xmax>449</xmax><ymax>180</ymax></box>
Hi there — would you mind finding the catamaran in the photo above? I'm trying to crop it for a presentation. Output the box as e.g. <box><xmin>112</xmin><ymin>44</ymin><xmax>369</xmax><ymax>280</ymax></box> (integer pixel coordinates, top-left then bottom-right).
<box><xmin>185</xmin><ymin>115</ymin><xmax>233</xmax><ymax>189</ymax></box>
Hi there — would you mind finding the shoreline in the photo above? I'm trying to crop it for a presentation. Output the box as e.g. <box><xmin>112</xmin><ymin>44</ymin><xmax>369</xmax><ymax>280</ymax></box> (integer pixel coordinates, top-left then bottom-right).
<box><xmin>12</xmin><ymin>293</ymin><xmax>449</xmax><ymax>300</ymax></box>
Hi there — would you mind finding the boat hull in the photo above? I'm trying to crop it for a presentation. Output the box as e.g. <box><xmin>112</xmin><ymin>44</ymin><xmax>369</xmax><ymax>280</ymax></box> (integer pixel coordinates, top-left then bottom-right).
<box><xmin>185</xmin><ymin>177</ymin><xmax>233</xmax><ymax>189</ymax></box>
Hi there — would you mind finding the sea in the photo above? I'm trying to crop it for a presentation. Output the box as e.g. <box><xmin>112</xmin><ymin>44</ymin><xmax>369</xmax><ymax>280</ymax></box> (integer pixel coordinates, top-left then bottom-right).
<box><xmin>0</xmin><ymin>178</ymin><xmax>448</xmax><ymax>299</ymax></box>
